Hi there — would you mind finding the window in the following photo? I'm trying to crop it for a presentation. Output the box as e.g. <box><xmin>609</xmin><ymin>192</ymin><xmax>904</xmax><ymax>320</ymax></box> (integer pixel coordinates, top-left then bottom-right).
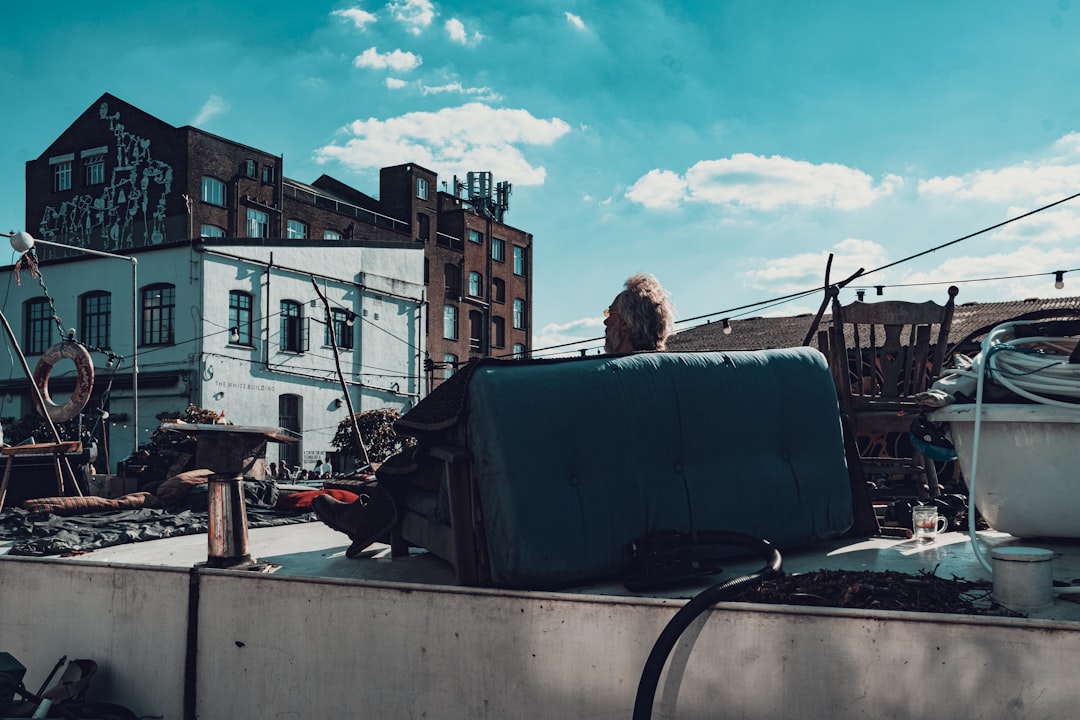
<box><xmin>442</xmin><ymin>353</ymin><xmax>457</xmax><ymax>380</ymax></box>
<box><xmin>513</xmin><ymin>343</ymin><xmax>526</xmax><ymax>359</ymax></box>
<box><xmin>229</xmin><ymin>291</ymin><xmax>254</xmax><ymax>346</ymax></box>
<box><xmin>200</xmin><ymin>225</ymin><xmax>225</xmax><ymax>238</ymax></box>
<box><xmin>262</xmin><ymin>165</ymin><xmax>276</xmax><ymax>184</ymax></box>
<box><xmin>443</xmin><ymin>305</ymin><xmax>459</xmax><ymax>340</ymax></box>
<box><xmin>247</xmin><ymin>208</ymin><xmax>269</xmax><ymax>238</ymax></box>
<box><xmin>324</xmin><ymin>230</ymin><xmax>342</xmax><ymax>240</ymax></box>
<box><xmin>513</xmin><ymin>246</ymin><xmax>527</xmax><ymax>276</ymax></box>
<box><xmin>444</xmin><ymin>263</ymin><xmax>460</xmax><ymax>298</ymax></box>
<box><xmin>513</xmin><ymin>298</ymin><xmax>526</xmax><ymax>329</ymax></box>
<box><xmin>492</xmin><ymin>278</ymin><xmax>506</xmax><ymax>304</ymax></box>
<box><xmin>141</xmin><ymin>283</ymin><xmax>175</xmax><ymax>346</ymax></box>
<box><xmin>491</xmin><ymin>237</ymin><xmax>505</xmax><ymax>262</ymax></box>
<box><xmin>242</xmin><ymin>159</ymin><xmax>257</xmax><ymax>178</ymax></box>
<box><xmin>201</xmin><ymin>176</ymin><xmax>226</xmax><ymax>206</ymax></box>
<box><xmin>85</xmin><ymin>157</ymin><xmax>105</xmax><ymax>186</ymax></box>
<box><xmin>326</xmin><ymin>308</ymin><xmax>354</xmax><ymax>349</ymax></box>
<box><xmin>287</xmin><ymin>219</ymin><xmax>308</xmax><ymax>239</ymax></box>
<box><xmin>280</xmin><ymin>300</ymin><xmax>306</xmax><ymax>353</ymax></box>
<box><xmin>24</xmin><ymin>298</ymin><xmax>52</xmax><ymax>355</ymax></box>
<box><xmin>278</xmin><ymin>394</ymin><xmax>302</xmax><ymax>467</ymax></box>
<box><xmin>417</xmin><ymin>177</ymin><xmax>429</xmax><ymax>200</ymax></box>
<box><xmin>492</xmin><ymin>316</ymin><xmax>505</xmax><ymax>348</ymax></box>
<box><xmin>468</xmin><ymin>310</ymin><xmax>483</xmax><ymax>351</ymax></box>
<box><xmin>54</xmin><ymin>161</ymin><xmax>72</xmax><ymax>192</ymax></box>
<box><xmin>468</xmin><ymin>229</ymin><xmax>483</xmax><ymax>244</ymax></box>
<box><xmin>468</xmin><ymin>271</ymin><xmax>483</xmax><ymax>298</ymax></box>
<box><xmin>417</xmin><ymin>212</ymin><xmax>430</xmax><ymax>241</ymax></box>
<box><xmin>80</xmin><ymin>291</ymin><xmax>111</xmax><ymax>350</ymax></box>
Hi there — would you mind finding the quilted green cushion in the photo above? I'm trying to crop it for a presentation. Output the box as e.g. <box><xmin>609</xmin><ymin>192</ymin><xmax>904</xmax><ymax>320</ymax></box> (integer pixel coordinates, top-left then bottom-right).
<box><xmin>464</xmin><ymin>347</ymin><xmax>852</xmax><ymax>587</ymax></box>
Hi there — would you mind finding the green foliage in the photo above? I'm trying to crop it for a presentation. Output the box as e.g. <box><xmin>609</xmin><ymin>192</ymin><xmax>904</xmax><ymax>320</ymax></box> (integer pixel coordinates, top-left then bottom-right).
<box><xmin>332</xmin><ymin>408</ymin><xmax>415</xmax><ymax>463</ymax></box>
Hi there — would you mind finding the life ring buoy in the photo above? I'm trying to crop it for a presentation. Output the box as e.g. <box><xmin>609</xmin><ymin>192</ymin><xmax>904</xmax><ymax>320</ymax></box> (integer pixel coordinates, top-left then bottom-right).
<box><xmin>32</xmin><ymin>340</ymin><xmax>95</xmax><ymax>422</ymax></box>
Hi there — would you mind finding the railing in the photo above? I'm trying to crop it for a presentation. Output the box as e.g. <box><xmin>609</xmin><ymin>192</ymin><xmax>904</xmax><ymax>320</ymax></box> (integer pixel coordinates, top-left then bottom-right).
<box><xmin>281</xmin><ymin>184</ymin><xmax>410</xmax><ymax>234</ymax></box>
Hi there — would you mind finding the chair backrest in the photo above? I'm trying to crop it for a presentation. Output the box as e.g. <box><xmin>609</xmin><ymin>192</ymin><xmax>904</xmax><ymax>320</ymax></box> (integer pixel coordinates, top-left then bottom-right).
<box><xmin>824</xmin><ymin>286</ymin><xmax>958</xmax><ymax>414</ymax></box>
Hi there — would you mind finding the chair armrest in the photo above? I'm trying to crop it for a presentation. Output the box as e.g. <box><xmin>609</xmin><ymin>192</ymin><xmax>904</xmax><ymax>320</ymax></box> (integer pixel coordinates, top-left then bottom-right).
<box><xmin>424</xmin><ymin>445</ymin><xmax>472</xmax><ymax>465</ymax></box>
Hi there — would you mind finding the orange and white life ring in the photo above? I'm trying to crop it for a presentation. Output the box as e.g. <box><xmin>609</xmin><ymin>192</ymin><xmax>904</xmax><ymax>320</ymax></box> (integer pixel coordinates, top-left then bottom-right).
<box><xmin>32</xmin><ymin>340</ymin><xmax>95</xmax><ymax>422</ymax></box>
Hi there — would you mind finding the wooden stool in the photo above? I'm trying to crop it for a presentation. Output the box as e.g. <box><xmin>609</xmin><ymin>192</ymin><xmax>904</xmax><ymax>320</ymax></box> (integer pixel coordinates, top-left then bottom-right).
<box><xmin>0</xmin><ymin>441</ymin><xmax>83</xmax><ymax>512</ymax></box>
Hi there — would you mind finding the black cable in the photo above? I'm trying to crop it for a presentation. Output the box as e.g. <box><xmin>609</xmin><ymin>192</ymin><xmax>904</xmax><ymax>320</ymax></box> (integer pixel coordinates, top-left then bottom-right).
<box><xmin>632</xmin><ymin>531</ymin><xmax>782</xmax><ymax>720</ymax></box>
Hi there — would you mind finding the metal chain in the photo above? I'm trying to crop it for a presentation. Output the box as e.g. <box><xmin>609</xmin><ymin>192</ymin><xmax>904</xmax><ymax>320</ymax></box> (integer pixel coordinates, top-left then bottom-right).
<box><xmin>19</xmin><ymin>249</ymin><xmax>124</xmax><ymax>363</ymax></box>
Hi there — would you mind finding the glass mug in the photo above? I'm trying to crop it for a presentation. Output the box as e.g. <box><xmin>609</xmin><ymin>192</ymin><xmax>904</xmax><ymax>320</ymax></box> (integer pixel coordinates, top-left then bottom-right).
<box><xmin>912</xmin><ymin>505</ymin><xmax>948</xmax><ymax>543</ymax></box>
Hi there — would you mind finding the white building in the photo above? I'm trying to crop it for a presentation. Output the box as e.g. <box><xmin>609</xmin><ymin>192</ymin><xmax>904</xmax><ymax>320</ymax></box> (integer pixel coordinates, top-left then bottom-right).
<box><xmin>0</xmin><ymin>237</ymin><xmax>425</xmax><ymax>471</ymax></box>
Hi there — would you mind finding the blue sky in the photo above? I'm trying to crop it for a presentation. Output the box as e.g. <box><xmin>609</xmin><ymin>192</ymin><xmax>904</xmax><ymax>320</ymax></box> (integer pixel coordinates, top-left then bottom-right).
<box><xmin>3</xmin><ymin>1</ymin><xmax>1080</xmax><ymax>354</ymax></box>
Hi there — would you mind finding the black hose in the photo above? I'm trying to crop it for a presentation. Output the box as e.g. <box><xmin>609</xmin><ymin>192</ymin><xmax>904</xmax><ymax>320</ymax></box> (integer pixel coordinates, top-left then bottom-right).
<box><xmin>632</xmin><ymin>531</ymin><xmax>782</xmax><ymax>720</ymax></box>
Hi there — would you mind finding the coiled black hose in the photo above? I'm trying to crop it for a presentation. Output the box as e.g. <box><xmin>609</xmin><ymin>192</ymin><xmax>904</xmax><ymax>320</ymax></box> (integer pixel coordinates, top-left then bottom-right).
<box><xmin>632</xmin><ymin>531</ymin><xmax>783</xmax><ymax>720</ymax></box>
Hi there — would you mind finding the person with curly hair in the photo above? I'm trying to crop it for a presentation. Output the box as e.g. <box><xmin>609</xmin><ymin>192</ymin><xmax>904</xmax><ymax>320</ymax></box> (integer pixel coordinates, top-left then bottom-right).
<box><xmin>603</xmin><ymin>273</ymin><xmax>676</xmax><ymax>353</ymax></box>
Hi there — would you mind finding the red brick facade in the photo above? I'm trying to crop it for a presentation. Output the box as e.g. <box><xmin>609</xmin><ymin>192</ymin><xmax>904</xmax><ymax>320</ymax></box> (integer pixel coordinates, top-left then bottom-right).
<box><xmin>23</xmin><ymin>93</ymin><xmax>533</xmax><ymax>388</ymax></box>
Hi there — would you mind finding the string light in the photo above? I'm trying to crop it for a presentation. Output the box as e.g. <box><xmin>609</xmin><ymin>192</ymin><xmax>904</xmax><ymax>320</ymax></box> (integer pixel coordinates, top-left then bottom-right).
<box><xmin>857</xmin><ymin>290</ymin><xmax>866</xmax><ymax>302</ymax></box>
<box><xmin>875</xmin><ymin>285</ymin><xmax>884</xmax><ymax>296</ymax></box>
<box><xmin>722</xmin><ymin>318</ymin><xmax>732</xmax><ymax>335</ymax></box>
<box><xmin>1055</xmin><ymin>270</ymin><xmax>1065</xmax><ymax>290</ymax></box>
<box><xmin>230</xmin><ymin>326</ymin><xmax>240</xmax><ymax>343</ymax></box>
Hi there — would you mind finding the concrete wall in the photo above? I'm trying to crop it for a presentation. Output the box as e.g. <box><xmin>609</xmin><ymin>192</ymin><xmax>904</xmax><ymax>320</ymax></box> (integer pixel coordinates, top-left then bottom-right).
<box><xmin>3</xmin><ymin>555</ymin><xmax>1080</xmax><ymax>719</ymax></box>
<box><xmin>0</xmin><ymin>558</ymin><xmax>190</xmax><ymax>717</ymax></box>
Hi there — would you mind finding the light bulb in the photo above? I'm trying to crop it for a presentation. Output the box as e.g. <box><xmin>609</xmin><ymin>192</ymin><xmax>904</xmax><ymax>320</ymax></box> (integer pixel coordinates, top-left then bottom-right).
<box><xmin>1055</xmin><ymin>271</ymin><xmax>1065</xmax><ymax>290</ymax></box>
<box><xmin>722</xmin><ymin>318</ymin><xmax>732</xmax><ymax>335</ymax></box>
<box><xmin>230</xmin><ymin>327</ymin><xmax>240</xmax><ymax>343</ymax></box>
<box><xmin>10</xmin><ymin>231</ymin><xmax>35</xmax><ymax>253</ymax></box>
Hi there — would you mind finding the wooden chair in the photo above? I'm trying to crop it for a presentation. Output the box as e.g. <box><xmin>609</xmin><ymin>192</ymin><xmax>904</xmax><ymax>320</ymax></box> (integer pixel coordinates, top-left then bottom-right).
<box><xmin>822</xmin><ymin>286</ymin><xmax>958</xmax><ymax>499</ymax></box>
<box><xmin>0</xmin><ymin>440</ymin><xmax>84</xmax><ymax>512</ymax></box>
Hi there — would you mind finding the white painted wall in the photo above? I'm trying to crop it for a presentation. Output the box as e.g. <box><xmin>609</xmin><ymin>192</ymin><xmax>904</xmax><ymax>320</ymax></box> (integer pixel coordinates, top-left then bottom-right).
<box><xmin>0</xmin><ymin>241</ymin><xmax>424</xmax><ymax>472</ymax></box>
<box><xmin>3</xmin><ymin>556</ymin><xmax>1080</xmax><ymax>719</ymax></box>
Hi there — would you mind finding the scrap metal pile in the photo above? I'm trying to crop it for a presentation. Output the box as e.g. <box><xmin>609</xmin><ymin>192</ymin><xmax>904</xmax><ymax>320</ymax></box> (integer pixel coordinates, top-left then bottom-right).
<box><xmin>727</xmin><ymin>568</ymin><xmax>1027</xmax><ymax>617</ymax></box>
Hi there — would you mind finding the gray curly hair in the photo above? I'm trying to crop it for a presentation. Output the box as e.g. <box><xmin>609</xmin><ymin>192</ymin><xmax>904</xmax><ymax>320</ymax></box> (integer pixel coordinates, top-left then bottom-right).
<box><xmin>612</xmin><ymin>273</ymin><xmax>675</xmax><ymax>351</ymax></box>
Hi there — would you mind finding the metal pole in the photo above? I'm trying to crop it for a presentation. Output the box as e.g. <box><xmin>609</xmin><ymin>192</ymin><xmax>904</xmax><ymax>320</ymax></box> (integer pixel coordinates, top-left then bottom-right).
<box><xmin>3</xmin><ymin>232</ymin><xmax>140</xmax><ymax>460</ymax></box>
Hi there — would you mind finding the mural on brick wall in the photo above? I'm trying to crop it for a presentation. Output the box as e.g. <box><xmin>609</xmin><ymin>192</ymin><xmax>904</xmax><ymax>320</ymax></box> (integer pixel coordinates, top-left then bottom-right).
<box><xmin>38</xmin><ymin>100</ymin><xmax>174</xmax><ymax>252</ymax></box>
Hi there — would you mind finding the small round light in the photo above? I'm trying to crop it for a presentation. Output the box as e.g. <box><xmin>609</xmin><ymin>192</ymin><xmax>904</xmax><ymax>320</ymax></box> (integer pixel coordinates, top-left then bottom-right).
<box><xmin>10</xmin><ymin>231</ymin><xmax>35</xmax><ymax>253</ymax></box>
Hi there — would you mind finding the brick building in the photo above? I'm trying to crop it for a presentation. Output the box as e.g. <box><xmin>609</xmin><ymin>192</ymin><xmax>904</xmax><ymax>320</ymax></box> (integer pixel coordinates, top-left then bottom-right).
<box><xmin>7</xmin><ymin>92</ymin><xmax>534</xmax><ymax>468</ymax></box>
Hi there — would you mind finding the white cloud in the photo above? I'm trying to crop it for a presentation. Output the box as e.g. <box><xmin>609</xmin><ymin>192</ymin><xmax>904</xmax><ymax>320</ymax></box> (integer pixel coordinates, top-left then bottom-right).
<box><xmin>743</xmin><ymin>238</ymin><xmax>889</xmax><ymax>292</ymax></box>
<box><xmin>919</xmin><ymin>133</ymin><xmax>1080</xmax><ymax>205</ymax></box>
<box><xmin>385</xmin><ymin>77</ymin><xmax>408</xmax><ymax>90</ymax></box>
<box><xmin>352</xmin><ymin>47</ymin><xmax>422</xmax><ymax>72</ymax></box>
<box><xmin>191</xmin><ymin>94</ymin><xmax>229</xmax><ymax>126</ymax></box>
<box><xmin>628</xmin><ymin>154</ymin><xmax>901</xmax><ymax>211</ymax></box>
<box><xmin>446</xmin><ymin>18</ymin><xmax>483</xmax><ymax>45</ymax></box>
<box><xmin>332</xmin><ymin>7</ymin><xmax>377</xmax><ymax>31</ymax></box>
<box><xmin>315</xmin><ymin>103</ymin><xmax>571</xmax><ymax>186</ymax></box>
<box><xmin>625</xmin><ymin>170</ymin><xmax>688</xmax><ymax>210</ymax></box>
<box><xmin>894</xmin><ymin>244</ymin><xmax>1080</xmax><ymax>304</ymax></box>
<box><xmin>420</xmin><ymin>82</ymin><xmax>500</xmax><ymax>102</ymax></box>
<box><xmin>564</xmin><ymin>12</ymin><xmax>586</xmax><ymax>31</ymax></box>
<box><xmin>389</xmin><ymin>0</ymin><xmax>434</xmax><ymax>35</ymax></box>
<box><xmin>534</xmin><ymin>316</ymin><xmax>604</xmax><ymax>355</ymax></box>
